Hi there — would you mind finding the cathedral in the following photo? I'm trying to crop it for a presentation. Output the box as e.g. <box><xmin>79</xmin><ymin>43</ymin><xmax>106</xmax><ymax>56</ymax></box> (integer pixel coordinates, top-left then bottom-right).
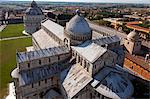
<box><xmin>11</xmin><ymin>1</ymin><xmax>134</xmax><ymax>99</ymax></box>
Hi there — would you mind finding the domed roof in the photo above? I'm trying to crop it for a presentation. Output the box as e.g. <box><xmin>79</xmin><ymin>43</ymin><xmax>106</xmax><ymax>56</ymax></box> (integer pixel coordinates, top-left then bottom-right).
<box><xmin>66</xmin><ymin>9</ymin><xmax>91</xmax><ymax>36</ymax></box>
<box><xmin>25</xmin><ymin>1</ymin><xmax>43</xmax><ymax>15</ymax></box>
<box><xmin>92</xmin><ymin>71</ymin><xmax>134</xmax><ymax>99</ymax></box>
<box><xmin>100</xmin><ymin>72</ymin><xmax>133</xmax><ymax>98</ymax></box>
<box><xmin>127</xmin><ymin>30</ymin><xmax>140</xmax><ymax>41</ymax></box>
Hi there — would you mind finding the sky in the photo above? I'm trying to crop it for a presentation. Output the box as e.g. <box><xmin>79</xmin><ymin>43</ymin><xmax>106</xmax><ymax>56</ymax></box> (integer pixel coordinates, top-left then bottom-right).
<box><xmin>4</xmin><ymin>0</ymin><xmax>150</xmax><ymax>4</ymax></box>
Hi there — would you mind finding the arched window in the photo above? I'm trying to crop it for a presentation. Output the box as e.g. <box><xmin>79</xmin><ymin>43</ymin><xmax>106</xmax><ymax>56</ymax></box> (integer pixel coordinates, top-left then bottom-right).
<box><xmin>39</xmin><ymin>60</ymin><xmax>41</xmax><ymax>65</ymax></box>
<box><xmin>49</xmin><ymin>58</ymin><xmax>50</xmax><ymax>63</ymax></box>
<box><xmin>32</xmin><ymin>83</ymin><xmax>34</xmax><ymax>88</ymax></box>
<box><xmin>28</xmin><ymin>63</ymin><xmax>30</xmax><ymax>68</ymax></box>
<box><xmin>38</xmin><ymin>81</ymin><xmax>40</xmax><ymax>86</ymax></box>
<box><xmin>45</xmin><ymin>79</ymin><xmax>47</xmax><ymax>84</ymax></box>
<box><xmin>84</xmin><ymin>60</ymin><xmax>86</xmax><ymax>68</ymax></box>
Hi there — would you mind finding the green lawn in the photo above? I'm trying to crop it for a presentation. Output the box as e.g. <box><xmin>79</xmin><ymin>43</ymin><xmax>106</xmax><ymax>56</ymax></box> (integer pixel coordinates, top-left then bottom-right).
<box><xmin>0</xmin><ymin>24</ymin><xmax>25</xmax><ymax>39</ymax></box>
<box><xmin>0</xmin><ymin>38</ymin><xmax>32</xmax><ymax>98</ymax></box>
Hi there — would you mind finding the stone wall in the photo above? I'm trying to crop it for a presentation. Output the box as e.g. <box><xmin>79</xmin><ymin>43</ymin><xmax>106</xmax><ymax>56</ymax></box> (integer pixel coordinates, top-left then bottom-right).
<box><xmin>18</xmin><ymin>76</ymin><xmax>59</xmax><ymax>99</ymax></box>
<box><xmin>24</xmin><ymin>15</ymin><xmax>45</xmax><ymax>34</ymax></box>
<box><xmin>42</xmin><ymin>25</ymin><xmax>64</xmax><ymax>45</ymax></box>
<box><xmin>124</xmin><ymin>58</ymin><xmax>150</xmax><ymax>80</ymax></box>
<box><xmin>73</xmin><ymin>85</ymin><xmax>110</xmax><ymax>99</ymax></box>
<box><xmin>18</xmin><ymin>52</ymin><xmax>71</xmax><ymax>71</ymax></box>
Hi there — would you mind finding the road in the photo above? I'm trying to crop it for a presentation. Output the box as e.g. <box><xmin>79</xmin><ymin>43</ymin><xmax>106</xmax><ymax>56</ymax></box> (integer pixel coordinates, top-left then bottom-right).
<box><xmin>87</xmin><ymin>20</ymin><xmax>127</xmax><ymax>39</ymax></box>
<box><xmin>87</xmin><ymin>20</ymin><xmax>150</xmax><ymax>48</ymax></box>
<box><xmin>0</xmin><ymin>36</ymin><xmax>31</xmax><ymax>41</ymax></box>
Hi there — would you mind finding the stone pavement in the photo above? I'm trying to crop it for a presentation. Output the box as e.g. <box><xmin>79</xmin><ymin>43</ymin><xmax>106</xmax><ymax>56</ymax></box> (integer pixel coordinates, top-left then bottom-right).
<box><xmin>0</xmin><ymin>35</ymin><xmax>31</xmax><ymax>41</ymax></box>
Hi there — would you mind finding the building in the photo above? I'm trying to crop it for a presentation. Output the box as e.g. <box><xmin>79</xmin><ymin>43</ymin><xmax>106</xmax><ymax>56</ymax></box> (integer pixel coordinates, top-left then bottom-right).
<box><xmin>10</xmin><ymin>2</ymin><xmax>134</xmax><ymax>98</ymax></box>
<box><xmin>23</xmin><ymin>1</ymin><xmax>45</xmax><ymax>34</ymax></box>
<box><xmin>7</xmin><ymin>13</ymin><xmax>24</xmax><ymax>24</ymax></box>
<box><xmin>123</xmin><ymin>30</ymin><xmax>150</xmax><ymax>81</ymax></box>
<box><xmin>124</xmin><ymin>52</ymin><xmax>150</xmax><ymax>81</ymax></box>
<box><xmin>124</xmin><ymin>30</ymin><xmax>141</xmax><ymax>55</ymax></box>
<box><xmin>126</xmin><ymin>21</ymin><xmax>150</xmax><ymax>40</ymax></box>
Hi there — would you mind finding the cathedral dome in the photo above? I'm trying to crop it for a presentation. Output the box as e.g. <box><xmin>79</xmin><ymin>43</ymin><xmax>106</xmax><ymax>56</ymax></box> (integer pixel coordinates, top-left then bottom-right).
<box><xmin>25</xmin><ymin>1</ymin><xmax>43</xmax><ymax>15</ymax></box>
<box><xmin>127</xmin><ymin>30</ymin><xmax>140</xmax><ymax>41</ymax></box>
<box><xmin>66</xmin><ymin>9</ymin><xmax>92</xmax><ymax>36</ymax></box>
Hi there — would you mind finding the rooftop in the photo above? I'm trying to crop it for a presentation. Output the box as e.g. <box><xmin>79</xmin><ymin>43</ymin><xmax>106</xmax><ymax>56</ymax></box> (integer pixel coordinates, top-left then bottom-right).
<box><xmin>92</xmin><ymin>31</ymin><xmax>104</xmax><ymax>39</ymax></box>
<box><xmin>93</xmin><ymin>35</ymin><xmax>120</xmax><ymax>46</ymax></box>
<box><xmin>61</xmin><ymin>63</ymin><xmax>93</xmax><ymax>99</ymax></box>
<box><xmin>91</xmin><ymin>66</ymin><xmax>134</xmax><ymax>99</ymax></box>
<box><xmin>42</xmin><ymin>19</ymin><xmax>65</xmax><ymax>41</ymax></box>
<box><xmin>32</xmin><ymin>29</ymin><xmax>60</xmax><ymax>49</ymax></box>
<box><xmin>44</xmin><ymin>89</ymin><xmax>61</xmax><ymax>99</ymax></box>
<box><xmin>71</xmin><ymin>41</ymin><xmax>107</xmax><ymax>63</ymax></box>
<box><xmin>17</xmin><ymin>46</ymin><xmax>69</xmax><ymax>63</ymax></box>
<box><xmin>66</xmin><ymin>14</ymin><xmax>91</xmax><ymax>36</ymax></box>
<box><xmin>125</xmin><ymin>52</ymin><xmax>150</xmax><ymax>71</ymax></box>
<box><xmin>19</xmin><ymin>63</ymin><xmax>64</xmax><ymax>86</ymax></box>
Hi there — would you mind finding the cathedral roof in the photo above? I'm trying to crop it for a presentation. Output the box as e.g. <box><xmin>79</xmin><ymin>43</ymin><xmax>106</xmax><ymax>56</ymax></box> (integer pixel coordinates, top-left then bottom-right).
<box><xmin>61</xmin><ymin>64</ymin><xmax>134</xmax><ymax>99</ymax></box>
<box><xmin>93</xmin><ymin>35</ymin><xmax>120</xmax><ymax>46</ymax></box>
<box><xmin>41</xmin><ymin>19</ymin><xmax>65</xmax><ymax>41</ymax></box>
<box><xmin>127</xmin><ymin>30</ymin><xmax>140</xmax><ymax>41</ymax></box>
<box><xmin>25</xmin><ymin>1</ymin><xmax>43</xmax><ymax>15</ymax></box>
<box><xmin>44</xmin><ymin>89</ymin><xmax>61</xmax><ymax>99</ymax></box>
<box><xmin>17</xmin><ymin>46</ymin><xmax>69</xmax><ymax>63</ymax></box>
<box><xmin>61</xmin><ymin>64</ymin><xmax>93</xmax><ymax>99</ymax></box>
<box><xmin>71</xmin><ymin>41</ymin><xmax>107</xmax><ymax>63</ymax></box>
<box><xmin>19</xmin><ymin>63</ymin><xmax>65</xmax><ymax>86</ymax></box>
<box><xmin>32</xmin><ymin>29</ymin><xmax>60</xmax><ymax>49</ymax></box>
<box><xmin>91</xmin><ymin>66</ymin><xmax>134</xmax><ymax>99</ymax></box>
<box><xmin>66</xmin><ymin>9</ymin><xmax>92</xmax><ymax>36</ymax></box>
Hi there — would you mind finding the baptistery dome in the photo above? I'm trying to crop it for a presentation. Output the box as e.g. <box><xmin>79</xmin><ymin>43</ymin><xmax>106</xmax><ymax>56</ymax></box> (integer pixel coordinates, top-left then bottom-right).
<box><xmin>23</xmin><ymin>1</ymin><xmax>45</xmax><ymax>34</ymax></box>
<box><xmin>25</xmin><ymin>1</ymin><xmax>43</xmax><ymax>15</ymax></box>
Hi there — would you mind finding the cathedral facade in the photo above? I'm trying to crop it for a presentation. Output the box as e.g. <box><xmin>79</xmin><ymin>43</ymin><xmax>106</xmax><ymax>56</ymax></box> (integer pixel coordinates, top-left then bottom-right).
<box><xmin>11</xmin><ymin>1</ymin><xmax>134</xmax><ymax>99</ymax></box>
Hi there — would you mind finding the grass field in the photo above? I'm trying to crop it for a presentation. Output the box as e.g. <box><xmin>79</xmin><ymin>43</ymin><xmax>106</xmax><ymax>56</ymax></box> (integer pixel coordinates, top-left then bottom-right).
<box><xmin>0</xmin><ymin>24</ymin><xmax>25</xmax><ymax>39</ymax></box>
<box><xmin>0</xmin><ymin>38</ymin><xmax>32</xmax><ymax>98</ymax></box>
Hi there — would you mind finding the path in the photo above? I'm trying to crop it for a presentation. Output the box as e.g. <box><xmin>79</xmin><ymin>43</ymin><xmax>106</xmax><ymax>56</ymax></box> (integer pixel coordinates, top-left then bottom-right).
<box><xmin>0</xmin><ymin>35</ymin><xmax>31</xmax><ymax>41</ymax></box>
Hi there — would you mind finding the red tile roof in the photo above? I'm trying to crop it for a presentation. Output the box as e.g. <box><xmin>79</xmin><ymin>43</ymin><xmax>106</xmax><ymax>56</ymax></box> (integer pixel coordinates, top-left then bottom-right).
<box><xmin>126</xmin><ymin>21</ymin><xmax>150</xmax><ymax>33</ymax></box>
<box><xmin>125</xmin><ymin>52</ymin><xmax>150</xmax><ymax>72</ymax></box>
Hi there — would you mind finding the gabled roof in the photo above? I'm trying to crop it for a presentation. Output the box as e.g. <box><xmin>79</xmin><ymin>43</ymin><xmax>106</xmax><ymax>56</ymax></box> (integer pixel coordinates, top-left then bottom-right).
<box><xmin>17</xmin><ymin>46</ymin><xmax>69</xmax><ymax>63</ymax></box>
<box><xmin>19</xmin><ymin>63</ymin><xmax>64</xmax><ymax>86</ymax></box>
<box><xmin>44</xmin><ymin>89</ymin><xmax>61</xmax><ymax>99</ymax></box>
<box><xmin>93</xmin><ymin>35</ymin><xmax>120</xmax><ymax>46</ymax></box>
<box><xmin>71</xmin><ymin>41</ymin><xmax>107</xmax><ymax>63</ymax></box>
<box><xmin>32</xmin><ymin>29</ymin><xmax>60</xmax><ymax>49</ymax></box>
<box><xmin>61</xmin><ymin>64</ymin><xmax>93</xmax><ymax>99</ymax></box>
<box><xmin>41</xmin><ymin>19</ymin><xmax>65</xmax><ymax>41</ymax></box>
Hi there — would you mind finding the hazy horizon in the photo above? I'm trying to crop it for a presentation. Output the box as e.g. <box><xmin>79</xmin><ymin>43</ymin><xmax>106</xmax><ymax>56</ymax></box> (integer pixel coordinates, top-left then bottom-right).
<box><xmin>1</xmin><ymin>0</ymin><xmax>150</xmax><ymax>4</ymax></box>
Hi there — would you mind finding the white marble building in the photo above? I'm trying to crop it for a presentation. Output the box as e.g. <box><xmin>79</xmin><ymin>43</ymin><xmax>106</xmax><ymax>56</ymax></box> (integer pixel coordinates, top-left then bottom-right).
<box><xmin>23</xmin><ymin>1</ymin><xmax>45</xmax><ymax>34</ymax></box>
<box><xmin>10</xmin><ymin>4</ymin><xmax>134</xmax><ymax>99</ymax></box>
